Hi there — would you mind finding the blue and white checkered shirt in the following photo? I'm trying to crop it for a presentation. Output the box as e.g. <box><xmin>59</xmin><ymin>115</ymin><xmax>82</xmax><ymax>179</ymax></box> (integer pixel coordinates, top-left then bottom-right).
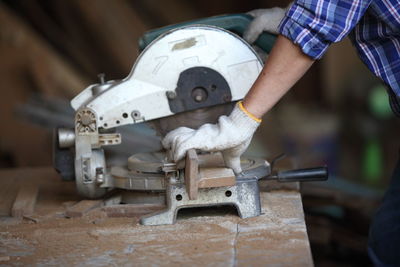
<box><xmin>279</xmin><ymin>0</ymin><xmax>400</xmax><ymax>115</ymax></box>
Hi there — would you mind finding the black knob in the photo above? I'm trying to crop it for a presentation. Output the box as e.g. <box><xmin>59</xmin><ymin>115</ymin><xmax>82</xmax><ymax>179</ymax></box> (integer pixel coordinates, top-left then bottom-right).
<box><xmin>277</xmin><ymin>167</ymin><xmax>328</xmax><ymax>182</ymax></box>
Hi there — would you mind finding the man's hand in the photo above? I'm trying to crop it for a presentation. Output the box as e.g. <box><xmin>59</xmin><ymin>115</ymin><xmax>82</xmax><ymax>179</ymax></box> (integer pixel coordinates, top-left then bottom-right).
<box><xmin>243</xmin><ymin>6</ymin><xmax>290</xmax><ymax>44</ymax></box>
<box><xmin>162</xmin><ymin>102</ymin><xmax>260</xmax><ymax>174</ymax></box>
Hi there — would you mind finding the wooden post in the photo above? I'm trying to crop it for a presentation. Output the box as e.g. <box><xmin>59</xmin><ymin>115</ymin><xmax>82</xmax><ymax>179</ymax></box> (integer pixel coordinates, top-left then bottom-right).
<box><xmin>185</xmin><ymin>149</ymin><xmax>199</xmax><ymax>200</ymax></box>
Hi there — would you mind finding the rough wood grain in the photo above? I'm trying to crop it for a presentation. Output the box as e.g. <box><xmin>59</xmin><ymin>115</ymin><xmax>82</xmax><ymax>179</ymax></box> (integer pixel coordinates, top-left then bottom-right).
<box><xmin>11</xmin><ymin>185</ymin><xmax>39</xmax><ymax>217</ymax></box>
<box><xmin>0</xmin><ymin>167</ymin><xmax>313</xmax><ymax>266</ymax></box>
<box><xmin>102</xmin><ymin>204</ymin><xmax>165</xmax><ymax>217</ymax></box>
<box><xmin>198</xmin><ymin>167</ymin><xmax>236</xmax><ymax>188</ymax></box>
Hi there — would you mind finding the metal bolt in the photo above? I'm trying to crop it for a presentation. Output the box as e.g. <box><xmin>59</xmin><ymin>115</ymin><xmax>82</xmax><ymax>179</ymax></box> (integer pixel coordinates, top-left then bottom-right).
<box><xmin>192</xmin><ymin>87</ymin><xmax>208</xmax><ymax>103</ymax></box>
<box><xmin>223</xmin><ymin>94</ymin><xmax>231</xmax><ymax>102</ymax></box>
<box><xmin>131</xmin><ymin>110</ymin><xmax>141</xmax><ymax>120</ymax></box>
<box><xmin>195</xmin><ymin>94</ymin><xmax>203</xmax><ymax>102</ymax></box>
<box><xmin>96</xmin><ymin>167</ymin><xmax>104</xmax><ymax>183</ymax></box>
<box><xmin>98</xmin><ymin>73</ymin><xmax>106</xmax><ymax>84</ymax></box>
<box><xmin>166</xmin><ymin>91</ymin><xmax>177</xmax><ymax>100</ymax></box>
<box><xmin>58</xmin><ymin>128</ymin><xmax>75</xmax><ymax>148</ymax></box>
<box><xmin>81</xmin><ymin>113</ymin><xmax>92</xmax><ymax>126</ymax></box>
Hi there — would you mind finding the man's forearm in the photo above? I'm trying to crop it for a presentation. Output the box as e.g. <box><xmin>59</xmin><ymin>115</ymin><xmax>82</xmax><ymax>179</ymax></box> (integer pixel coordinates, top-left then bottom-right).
<box><xmin>243</xmin><ymin>35</ymin><xmax>315</xmax><ymax>118</ymax></box>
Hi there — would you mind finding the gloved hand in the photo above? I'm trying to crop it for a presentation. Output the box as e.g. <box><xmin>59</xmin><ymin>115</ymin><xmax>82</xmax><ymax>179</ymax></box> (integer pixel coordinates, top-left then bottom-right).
<box><xmin>243</xmin><ymin>6</ymin><xmax>290</xmax><ymax>44</ymax></box>
<box><xmin>162</xmin><ymin>102</ymin><xmax>261</xmax><ymax>174</ymax></box>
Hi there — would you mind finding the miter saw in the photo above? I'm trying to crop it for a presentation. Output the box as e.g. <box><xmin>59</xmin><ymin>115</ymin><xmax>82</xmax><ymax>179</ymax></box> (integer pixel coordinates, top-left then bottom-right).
<box><xmin>54</xmin><ymin>14</ymin><xmax>328</xmax><ymax>225</ymax></box>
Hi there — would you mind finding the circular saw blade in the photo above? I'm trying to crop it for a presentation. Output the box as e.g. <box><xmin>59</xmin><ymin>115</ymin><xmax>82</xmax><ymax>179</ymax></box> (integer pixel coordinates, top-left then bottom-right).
<box><xmin>128</xmin><ymin>150</ymin><xmax>268</xmax><ymax>176</ymax></box>
<box><xmin>150</xmin><ymin>103</ymin><xmax>234</xmax><ymax>137</ymax></box>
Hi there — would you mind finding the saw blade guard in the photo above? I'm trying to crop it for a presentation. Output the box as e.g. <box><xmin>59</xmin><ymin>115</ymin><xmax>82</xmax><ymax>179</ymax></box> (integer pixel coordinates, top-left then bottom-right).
<box><xmin>70</xmin><ymin>25</ymin><xmax>263</xmax><ymax>130</ymax></box>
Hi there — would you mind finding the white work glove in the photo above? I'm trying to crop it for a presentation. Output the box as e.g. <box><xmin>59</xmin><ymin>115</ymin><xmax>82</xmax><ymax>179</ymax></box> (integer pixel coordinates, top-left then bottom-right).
<box><xmin>243</xmin><ymin>6</ymin><xmax>289</xmax><ymax>44</ymax></box>
<box><xmin>162</xmin><ymin>102</ymin><xmax>261</xmax><ymax>174</ymax></box>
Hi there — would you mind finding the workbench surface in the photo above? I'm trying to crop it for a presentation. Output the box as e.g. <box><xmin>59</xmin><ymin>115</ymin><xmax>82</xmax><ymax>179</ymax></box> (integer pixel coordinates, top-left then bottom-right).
<box><xmin>0</xmin><ymin>167</ymin><xmax>313</xmax><ymax>266</ymax></box>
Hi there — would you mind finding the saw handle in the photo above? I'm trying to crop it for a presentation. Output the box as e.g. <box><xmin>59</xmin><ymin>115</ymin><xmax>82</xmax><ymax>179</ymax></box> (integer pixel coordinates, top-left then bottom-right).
<box><xmin>138</xmin><ymin>14</ymin><xmax>277</xmax><ymax>53</ymax></box>
<box><xmin>276</xmin><ymin>167</ymin><xmax>328</xmax><ymax>182</ymax></box>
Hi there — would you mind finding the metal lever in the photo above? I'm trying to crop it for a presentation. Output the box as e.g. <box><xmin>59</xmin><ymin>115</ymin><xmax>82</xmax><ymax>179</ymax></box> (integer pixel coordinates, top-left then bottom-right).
<box><xmin>267</xmin><ymin>167</ymin><xmax>328</xmax><ymax>183</ymax></box>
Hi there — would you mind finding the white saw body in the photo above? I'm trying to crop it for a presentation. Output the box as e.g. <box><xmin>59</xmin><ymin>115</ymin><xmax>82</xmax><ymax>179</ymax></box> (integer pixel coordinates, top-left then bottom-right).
<box><xmin>62</xmin><ymin>25</ymin><xmax>264</xmax><ymax>198</ymax></box>
<box><xmin>71</xmin><ymin>26</ymin><xmax>262</xmax><ymax>128</ymax></box>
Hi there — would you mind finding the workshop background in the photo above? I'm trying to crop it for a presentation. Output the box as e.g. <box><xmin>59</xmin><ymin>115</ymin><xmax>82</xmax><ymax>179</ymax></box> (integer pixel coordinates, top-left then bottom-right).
<box><xmin>0</xmin><ymin>0</ymin><xmax>399</xmax><ymax>266</ymax></box>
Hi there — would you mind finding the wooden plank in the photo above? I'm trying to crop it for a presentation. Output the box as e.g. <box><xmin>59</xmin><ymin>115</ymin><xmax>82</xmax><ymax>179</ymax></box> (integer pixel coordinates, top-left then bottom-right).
<box><xmin>102</xmin><ymin>204</ymin><xmax>165</xmax><ymax>217</ymax></box>
<box><xmin>198</xmin><ymin>167</ymin><xmax>236</xmax><ymax>188</ymax></box>
<box><xmin>235</xmin><ymin>191</ymin><xmax>313</xmax><ymax>266</ymax></box>
<box><xmin>65</xmin><ymin>200</ymin><xmax>103</xmax><ymax>218</ymax></box>
<box><xmin>0</xmin><ymin>167</ymin><xmax>313</xmax><ymax>266</ymax></box>
<box><xmin>185</xmin><ymin>149</ymin><xmax>198</xmax><ymax>200</ymax></box>
<box><xmin>11</xmin><ymin>185</ymin><xmax>39</xmax><ymax>218</ymax></box>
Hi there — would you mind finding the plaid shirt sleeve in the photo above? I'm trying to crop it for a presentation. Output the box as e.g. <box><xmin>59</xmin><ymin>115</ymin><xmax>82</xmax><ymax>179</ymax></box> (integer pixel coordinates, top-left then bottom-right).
<box><xmin>279</xmin><ymin>0</ymin><xmax>373</xmax><ymax>59</ymax></box>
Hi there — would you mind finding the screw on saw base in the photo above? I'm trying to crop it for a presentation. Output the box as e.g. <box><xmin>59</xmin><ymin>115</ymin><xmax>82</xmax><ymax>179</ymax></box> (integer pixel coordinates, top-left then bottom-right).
<box><xmin>192</xmin><ymin>87</ymin><xmax>208</xmax><ymax>103</ymax></box>
<box><xmin>131</xmin><ymin>110</ymin><xmax>141</xmax><ymax>120</ymax></box>
<box><xmin>166</xmin><ymin>91</ymin><xmax>177</xmax><ymax>100</ymax></box>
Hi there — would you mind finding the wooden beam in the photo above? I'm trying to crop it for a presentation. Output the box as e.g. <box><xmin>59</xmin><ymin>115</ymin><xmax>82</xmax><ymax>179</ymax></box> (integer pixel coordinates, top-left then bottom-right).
<box><xmin>11</xmin><ymin>185</ymin><xmax>39</xmax><ymax>218</ymax></box>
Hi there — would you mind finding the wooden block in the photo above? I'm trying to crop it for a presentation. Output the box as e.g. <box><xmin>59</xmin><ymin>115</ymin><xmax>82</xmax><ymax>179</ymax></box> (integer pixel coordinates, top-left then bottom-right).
<box><xmin>177</xmin><ymin>152</ymin><xmax>226</xmax><ymax>169</ymax></box>
<box><xmin>185</xmin><ymin>149</ymin><xmax>198</xmax><ymax>200</ymax></box>
<box><xmin>65</xmin><ymin>200</ymin><xmax>103</xmax><ymax>218</ymax></box>
<box><xmin>102</xmin><ymin>204</ymin><xmax>165</xmax><ymax>218</ymax></box>
<box><xmin>198</xmin><ymin>168</ymin><xmax>236</xmax><ymax>188</ymax></box>
<box><xmin>11</xmin><ymin>185</ymin><xmax>39</xmax><ymax>218</ymax></box>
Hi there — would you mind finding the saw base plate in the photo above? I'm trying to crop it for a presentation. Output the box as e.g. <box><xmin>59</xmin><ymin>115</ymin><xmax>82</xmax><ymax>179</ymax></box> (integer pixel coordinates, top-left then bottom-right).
<box><xmin>140</xmin><ymin>176</ymin><xmax>261</xmax><ymax>225</ymax></box>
